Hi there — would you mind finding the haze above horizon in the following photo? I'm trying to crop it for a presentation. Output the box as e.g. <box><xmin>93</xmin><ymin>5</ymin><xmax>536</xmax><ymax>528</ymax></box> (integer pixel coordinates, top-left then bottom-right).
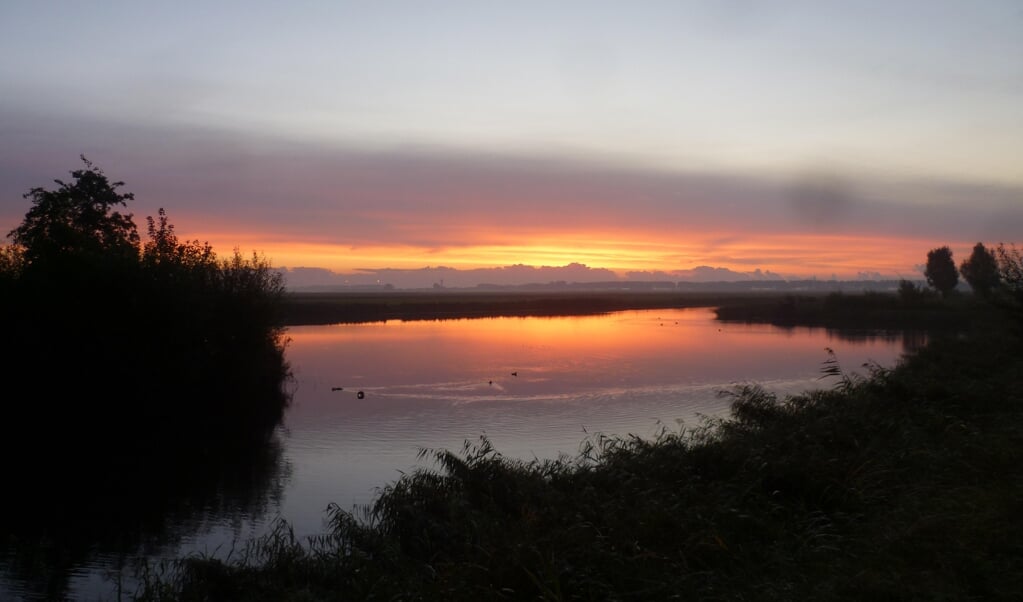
<box><xmin>2</xmin><ymin>1</ymin><xmax>1021</xmax><ymax>283</ymax></box>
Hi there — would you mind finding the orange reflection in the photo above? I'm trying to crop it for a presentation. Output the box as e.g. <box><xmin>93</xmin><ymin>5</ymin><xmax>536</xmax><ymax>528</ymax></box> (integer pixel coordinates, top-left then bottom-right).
<box><xmin>285</xmin><ymin>307</ymin><xmax>910</xmax><ymax>412</ymax></box>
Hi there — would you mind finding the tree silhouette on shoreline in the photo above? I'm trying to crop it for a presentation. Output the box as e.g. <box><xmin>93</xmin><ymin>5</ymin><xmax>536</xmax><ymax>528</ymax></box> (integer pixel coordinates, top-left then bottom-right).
<box><xmin>959</xmin><ymin>242</ymin><xmax>1000</xmax><ymax>299</ymax></box>
<box><xmin>925</xmin><ymin>246</ymin><xmax>958</xmax><ymax>298</ymax></box>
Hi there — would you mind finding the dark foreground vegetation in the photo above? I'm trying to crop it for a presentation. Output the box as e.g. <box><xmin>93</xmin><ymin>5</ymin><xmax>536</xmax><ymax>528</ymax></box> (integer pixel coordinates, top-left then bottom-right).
<box><xmin>135</xmin><ymin>294</ymin><xmax>1023</xmax><ymax>600</ymax></box>
<box><xmin>1</xmin><ymin>158</ymin><xmax>292</xmax><ymax>444</ymax></box>
<box><xmin>0</xmin><ymin>159</ymin><xmax>293</xmax><ymax>599</ymax></box>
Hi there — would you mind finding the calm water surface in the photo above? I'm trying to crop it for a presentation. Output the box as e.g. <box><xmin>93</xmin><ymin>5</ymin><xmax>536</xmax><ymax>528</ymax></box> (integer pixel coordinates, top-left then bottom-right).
<box><xmin>275</xmin><ymin>308</ymin><xmax>913</xmax><ymax>532</ymax></box>
<box><xmin>3</xmin><ymin>307</ymin><xmax>917</xmax><ymax>600</ymax></box>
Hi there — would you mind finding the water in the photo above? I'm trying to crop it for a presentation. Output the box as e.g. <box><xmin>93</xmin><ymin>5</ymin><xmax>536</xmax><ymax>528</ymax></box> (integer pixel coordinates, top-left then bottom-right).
<box><xmin>2</xmin><ymin>307</ymin><xmax>916</xmax><ymax>600</ymax></box>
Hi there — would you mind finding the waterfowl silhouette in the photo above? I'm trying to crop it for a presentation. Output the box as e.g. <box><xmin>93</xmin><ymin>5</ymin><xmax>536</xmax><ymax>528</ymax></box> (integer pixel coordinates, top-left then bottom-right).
<box><xmin>332</xmin><ymin>387</ymin><xmax>365</xmax><ymax>399</ymax></box>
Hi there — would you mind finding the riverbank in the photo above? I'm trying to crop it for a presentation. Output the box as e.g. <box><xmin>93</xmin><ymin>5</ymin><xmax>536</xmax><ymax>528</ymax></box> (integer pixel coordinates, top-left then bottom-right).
<box><xmin>713</xmin><ymin>290</ymin><xmax>997</xmax><ymax>332</ymax></box>
<box><xmin>280</xmin><ymin>290</ymin><xmax>795</xmax><ymax>325</ymax></box>
<box><xmin>137</xmin><ymin>301</ymin><xmax>1023</xmax><ymax>601</ymax></box>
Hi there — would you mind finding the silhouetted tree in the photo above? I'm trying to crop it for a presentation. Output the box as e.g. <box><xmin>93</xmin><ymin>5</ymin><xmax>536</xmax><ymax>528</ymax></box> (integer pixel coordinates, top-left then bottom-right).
<box><xmin>8</xmin><ymin>155</ymin><xmax>140</xmax><ymax>280</ymax></box>
<box><xmin>2</xmin><ymin>157</ymin><xmax>292</xmax><ymax>444</ymax></box>
<box><xmin>959</xmin><ymin>242</ymin><xmax>1000</xmax><ymax>298</ymax></box>
<box><xmin>995</xmin><ymin>243</ymin><xmax>1023</xmax><ymax>304</ymax></box>
<box><xmin>924</xmin><ymin>246</ymin><xmax>958</xmax><ymax>298</ymax></box>
<box><xmin>142</xmin><ymin>207</ymin><xmax>219</xmax><ymax>292</ymax></box>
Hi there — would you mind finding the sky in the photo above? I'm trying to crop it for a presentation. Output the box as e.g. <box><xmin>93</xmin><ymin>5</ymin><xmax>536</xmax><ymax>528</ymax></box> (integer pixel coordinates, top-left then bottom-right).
<box><xmin>1</xmin><ymin>1</ymin><xmax>1021</xmax><ymax>287</ymax></box>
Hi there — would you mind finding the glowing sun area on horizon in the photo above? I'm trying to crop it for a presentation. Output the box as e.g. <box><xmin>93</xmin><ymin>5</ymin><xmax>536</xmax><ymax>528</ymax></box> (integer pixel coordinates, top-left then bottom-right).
<box><xmin>186</xmin><ymin>228</ymin><xmax>943</xmax><ymax>280</ymax></box>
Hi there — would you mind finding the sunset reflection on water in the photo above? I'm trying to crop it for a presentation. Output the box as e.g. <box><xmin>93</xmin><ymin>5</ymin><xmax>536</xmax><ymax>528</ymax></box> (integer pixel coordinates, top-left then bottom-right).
<box><xmin>274</xmin><ymin>307</ymin><xmax>911</xmax><ymax>535</ymax></box>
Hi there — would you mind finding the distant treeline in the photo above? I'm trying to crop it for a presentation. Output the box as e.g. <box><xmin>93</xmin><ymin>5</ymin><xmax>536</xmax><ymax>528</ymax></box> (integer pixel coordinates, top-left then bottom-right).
<box><xmin>713</xmin><ymin>291</ymin><xmax>986</xmax><ymax>332</ymax></box>
<box><xmin>477</xmin><ymin>279</ymin><xmax>914</xmax><ymax>293</ymax></box>
<box><xmin>280</xmin><ymin>290</ymin><xmax>789</xmax><ymax>325</ymax></box>
<box><xmin>712</xmin><ymin>243</ymin><xmax>1023</xmax><ymax>334</ymax></box>
<box><xmin>280</xmin><ymin>263</ymin><xmax>1023</xmax><ymax>327</ymax></box>
<box><xmin>289</xmin><ymin>278</ymin><xmax>914</xmax><ymax>294</ymax></box>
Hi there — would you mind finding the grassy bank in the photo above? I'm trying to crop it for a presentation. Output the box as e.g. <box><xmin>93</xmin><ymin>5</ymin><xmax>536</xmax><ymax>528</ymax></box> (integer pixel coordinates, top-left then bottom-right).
<box><xmin>713</xmin><ymin>290</ymin><xmax>1003</xmax><ymax>333</ymax></box>
<box><xmin>136</xmin><ymin>302</ymin><xmax>1023</xmax><ymax>601</ymax></box>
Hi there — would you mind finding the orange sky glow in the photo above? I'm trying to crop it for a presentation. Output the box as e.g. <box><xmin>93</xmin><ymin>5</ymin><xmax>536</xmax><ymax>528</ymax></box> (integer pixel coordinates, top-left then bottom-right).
<box><xmin>187</xmin><ymin>225</ymin><xmax>948</xmax><ymax>280</ymax></box>
<box><xmin>2</xmin><ymin>3</ymin><xmax>1021</xmax><ymax>288</ymax></box>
